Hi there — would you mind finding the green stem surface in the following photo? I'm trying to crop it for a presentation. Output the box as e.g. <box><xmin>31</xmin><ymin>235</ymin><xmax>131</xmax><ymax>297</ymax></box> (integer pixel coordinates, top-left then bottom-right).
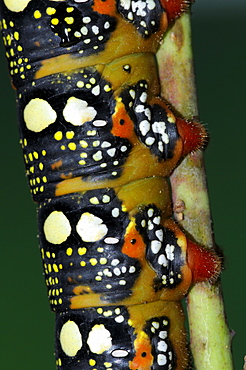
<box><xmin>157</xmin><ymin>14</ymin><xmax>234</xmax><ymax>370</ymax></box>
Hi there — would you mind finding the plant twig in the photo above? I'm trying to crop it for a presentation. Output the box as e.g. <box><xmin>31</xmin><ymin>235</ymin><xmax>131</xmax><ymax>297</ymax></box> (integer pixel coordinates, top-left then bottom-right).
<box><xmin>157</xmin><ymin>13</ymin><xmax>234</xmax><ymax>369</ymax></box>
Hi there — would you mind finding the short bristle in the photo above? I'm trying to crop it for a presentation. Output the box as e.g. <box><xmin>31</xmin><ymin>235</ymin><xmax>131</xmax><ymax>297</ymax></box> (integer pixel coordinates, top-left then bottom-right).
<box><xmin>161</xmin><ymin>0</ymin><xmax>193</xmax><ymax>22</ymax></box>
<box><xmin>176</xmin><ymin>118</ymin><xmax>208</xmax><ymax>156</ymax></box>
<box><xmin>187</xmin><ymin>239</ymin><xmax>221</xmax><ymax>284</ymax></box>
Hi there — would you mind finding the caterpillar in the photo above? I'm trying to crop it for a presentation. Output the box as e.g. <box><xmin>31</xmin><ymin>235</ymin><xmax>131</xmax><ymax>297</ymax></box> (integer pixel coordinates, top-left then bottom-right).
<box><xmin>0</xmin><ymin>0</ymin><xmax>221</xmax><ymax>369</ymax></box>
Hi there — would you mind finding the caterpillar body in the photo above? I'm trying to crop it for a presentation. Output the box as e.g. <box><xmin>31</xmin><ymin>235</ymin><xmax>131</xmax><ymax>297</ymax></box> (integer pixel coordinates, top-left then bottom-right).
<box><xmin>0</xmin><ymin>0</ymin><xmax>220</xmax><ymax>369</ymax></box>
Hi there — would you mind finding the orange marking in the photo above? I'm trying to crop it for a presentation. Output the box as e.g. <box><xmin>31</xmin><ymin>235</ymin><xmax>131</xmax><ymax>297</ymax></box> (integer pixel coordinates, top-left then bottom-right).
<box><xmin>130</xmin><ymin>331</ymin><xmax>153</xmax><ymax>370</ymax></box>
<box><xmin>50</xmin><ymin>159</ymin><xmax>63</xmax><ymax>170</ymax></box>
<box><xmin>92</xmin><ymin>0</ymin><xmax>116</xmax><ymax>15</ymax></box>
<box><xmin>111</xmin><ymin>101</ymin><xmax>135</xmax><ymax>139</ymax></box>
<box><xmin>73</xmin><ymin>285</ymin><xmax>93</xmax><ymax>295</ymax></box>
<box><xmin>122</xmin><ymin>221</ymin><xmax>146</xmax><ymax>259</ymax></box>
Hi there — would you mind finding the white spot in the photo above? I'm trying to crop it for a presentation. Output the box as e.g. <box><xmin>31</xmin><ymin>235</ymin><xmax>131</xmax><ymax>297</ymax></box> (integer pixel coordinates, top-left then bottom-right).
<box><xmin>157</xmin><ymin>340</ymin><xmax>167</xmax><ymax>352</ymax></box>
<box><xmin>148</xmin><ymin>208</ymin><xmax>154</xmax><ymax>217</ymax></box>
<box><xmin>92</xmin><ymin>119</ymin><xmax>107</xmax><ymax>127</ymax></box>
<box><xmin>112</xmin><ymin>349</ymin><xmax>129</xmax><ymax>357</ymax></box>
<box><xmin>166</xmin><ymin>244</ymin><xmax>175</xmax><ymax>261</ymax></box>
<box><xmin>112</xmin><ymin>208</ymin><xmax>120</xmax><ymax>217</ymax></box>
<box><xmin>147</xmin><ymin>0</ymin><xmax>156</xmax><ymax>9</ymax></box>
<box><xmin>104</xmin><ymin>237</ymin><xmax>119</xmax><ymax>244</ymax></box>
<box><xmin>93</xmin><ymin>150</ymin><xmax>103</xmax><ymax>161</ymax></box>
<box><xmin>158</xmin><ymin>254</ymin><xmax>168</xmax><ymax>267</ymax></box>
<box><xmin>157</xmin><ymin>354</ymin><xmax>167</xmax><ymax>366</ymax></box>
<box><xmin>101</xmin><ymin>141</ymin><xmax>111</xmax><ymax>148</ymax></box>
<box><xmin>152</xmin><ymin>121</ymin><xmax>169</xmax><ymax>144</ymax></box>
<box><xmin>80</xmin><ymin>26</ymin><xmax>88</xmax><ymax>35</ymax></box>
<box><xmin>139</xmin><ymin>120</ymin><xmax>150</xmax><ymax>136</ymax></box>
<box><xmin>44</xmin><ymin>211</ymin><xmax>71</xmax><ymax>244</ymax></box>
<box><xmin>159</xmin><ymin>331</ymin><xmax>167</xmax><ymax>339</ymax></box>
<box><xmin>63</xmin><ymin>97</ymin><xmax>97</xmax><ymax>126</ymax></box>
<box><xmin>140</xmin><ymin>92</ymin><xmax>147</xmax><ymax>103</ymax></box>
<box><xmin>104</xmin><ymin>21</ymin><xmax>110</xmax><ymax>29</ymax></box>
<box><xmin>115</xmin><ymin>315</ymin><xmax>124</xmax><ymax>323</ymax></box>
<box><xmin>135</xmin><ymin>104</ymin><xmax>145</xmax><ymax>113</ymax></box>
<box><xmin>129</xmin><ymin>266</ymin><xmax>136</xmax><ymax>273</ymax></box>
<box><xmin>152</xmin><ymin>321</ymin><xmax>159</xmax><ymax>329</ymax></box>
<box><xmin>111</xmin><ymin>259</ymin><xmax>120</xmax><ymax>266</ymax></box>
<box><xmin>60</xmin><ymin>321</ymin><xmax>82</xmax><ymax>357</ymax></box>
<box><xmin>87</xmin><ymin>324</ymin><xmax>112</xmax><ymax>354</ymax></box>
<box><xmin>76</xmin><ymin>213</ymin><xmax>108</xmax><ymax>242</ymax></box>
<box><xmin>4</xmin><ymin>0</ymin><xmax>31</xmax><ymax>12</ymax></box>
<box><xmin>151</xmin><ymin>240</ymin><xmax>162</xmax><ymax>254</ymax></box>
<box><xmin>92</xmin><ymin>25</ymin><xmax>99</xmax><ymax>34</ymax></box>
<box><xmin>145</xmin><ymin>136</ymin><xmax>155</xmax><ymax>146</ymax></box>
<box><xmin>83</xmin><ymin>16</ymin><xmax>91</xmax><ymax>23</ymax></box>
<box><xmin>155</xmin><ymin>229</ymin><xmax>163</xmax><ymax>241</ymax></box>
<box><xmin>153</xmin><ymin>216</ymin><xmax>161</xmax><ymax>224</ymax></box>
<box><xmin>129</xmin><ymin>89</ymin><xmax>135</xmax><ymax>99</ymax></box>
<box><xmin>120</xmin><ymin>0</ymin><xmax>131</xmax><ymax>10</ymax></box>
<box><xmin>113</xmin><ymin>268</ymin><xmax>121</xmax><ymax>276</ymax></box>
<box><xmin>91</xmin><ymin>85</ymin><xmax>100</xmax><ymax>96</ymax></box>
<box><xmin>107</xmin><ymin>148</ymin><xmax>116</xmax><ymax>157</ymax></box>
<box><xmin>132</xmin><ymin>0</ymin><xmax>147</xmax><ymax>17</ymax></box>
<box><xmin>120</xmin><ymin>145</ymin><xmax>128</xmax><ymax>152</ymax></box>
<box><xmin>24</xmin><ymin>98</ymin><xmax>57</xmax><ymax>132</ymax></box>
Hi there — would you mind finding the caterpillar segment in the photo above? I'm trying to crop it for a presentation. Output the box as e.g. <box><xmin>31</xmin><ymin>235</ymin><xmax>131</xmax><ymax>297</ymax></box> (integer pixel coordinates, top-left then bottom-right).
<box><xmin>0</xmin><ymin>0</ymin><xmax>220</xmax><ymax>369</ymax></box>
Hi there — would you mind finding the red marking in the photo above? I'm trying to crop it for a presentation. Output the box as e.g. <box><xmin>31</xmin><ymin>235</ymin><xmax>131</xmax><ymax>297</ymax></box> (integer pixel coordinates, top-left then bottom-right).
<box><xmin>176</xmin><ymin>117</ymin><xmax>207</xmax><ymax>156</ymax></box>
<box><xmin>92</xmin><ymin>0</ymin><xmax>116</xmax><ymax>15</ymax></box>
<box><xmin>122</xmin><ymin>223</ymin><xmax>146</xmax><ymax>259</ymax></box>
<box><xmin>111</xmin><ymin>103</ymin><xmax>135</xmax><ymax>139</ymax></box>
<box><xmin>160</xmin><ymin>0</ymin><xmax>192</xmax><ymax>22</ymax></box>
<box><xmin>187</xmin><ymin>240</ymin><xmax>221</xmax><ymax>283</ymax></box>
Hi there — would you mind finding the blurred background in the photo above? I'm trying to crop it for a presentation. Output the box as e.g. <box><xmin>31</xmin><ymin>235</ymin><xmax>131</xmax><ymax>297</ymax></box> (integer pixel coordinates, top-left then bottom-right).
<box><xmin>0</xmin><ymin>1</ymin><xmax>245</xmax><ymax>369</ymax></box>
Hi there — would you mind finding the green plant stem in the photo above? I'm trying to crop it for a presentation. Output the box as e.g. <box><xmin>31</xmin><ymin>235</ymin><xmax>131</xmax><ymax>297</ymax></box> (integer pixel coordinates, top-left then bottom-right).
<box><xmin>157</xmin><ymin>13</ymin><xmax>234</xmax><ymax>369</ymax></box>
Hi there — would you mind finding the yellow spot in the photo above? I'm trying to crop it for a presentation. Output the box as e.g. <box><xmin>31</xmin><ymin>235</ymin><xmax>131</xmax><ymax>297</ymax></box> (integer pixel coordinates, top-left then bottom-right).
<box><xmin>51</xmin><ymin>18</ymin><xmax>59</xmax><ymax>26</ymax></box>
<box><xmin>77</xmin><ymin>81</ymin><xmax>84</xmax><ymax>88</ymax></box>
<box><xmin>66</xmin><ymin>7</ymin><xmax>74</xmax><ymax>12</ymax></box>
<box><xmin>100</xmin><ymin>258</ymin><xmax>107</xmax><ymax>265</ymax></box>
<box><xmin>68</xmin><ymin>142</ymin><xmax>76</xmax><ymax>151</ymax></box>
<box><xmin>104</xmin><ymin>85</ymin><xmax>111</xmax><ymax>92</ymax></box>
<box><xmin>3</xmin><ymin>0</ymin><xmax>32</xmax><ymax>12</ymax></box>
<box><xmin>14</xmin><ymin>31</ymin><xmax>19</xmax><ymax>40</ymax></box>
<box><xmin>60</xmin><ymin>321</ymin><xmax>82</xmax><ymax>357</ymax></box>
<box><xmin>89</xmin><ymin>359</ymin><xmax>96</xmax><ymax>366</ymax></box>
<box><xmin>90</xmin><ymin>197</ymin><xmax>99</xmax><ymax>205</ymax></box>
<box><xmin>44</xmin><ymin>211</ymin><xmax>71</xmax><ymax>244</ymax></box>
<box><xmin>89</xmin><ymin>258</ymin><xmax>98</xmax><ymax>266</ymax></box>
<box><xmin>46</xmin><ymin>7</ymin><xmax>56</xmax><ymax>15</ymax></box>
<box><xmin>28</xmin><ymin>152</ymin><xmax>33</xmax><ymax>161</ymax></box>
<box><xmin>80</xmin><ymin>261</ymin><xmax>86</xmax><ymax>267</ymax></box>
<box><xmin>60</xmin><ymin>145</ymin><xmax>66</xmax><ymax>150</ymax></box>
<box><xmin>66</xmin><ymin>247</ymin><xmax>73</xmax><ymax>256</ymax></box>
<box><xmin>53</xmin><ymin>264</ymin><xmax>59</xmax><ymax>272</ymax></box>
<box><xmin>33</xmin><ymin>151</ymin><xmax>39</xmax><ymax>159</ymax></box>
<box><xmin>80</xmin><ymin>140</ymin><xmax>88</xmax><ymax>148</ymax></box>
<box><xmin>65</xmin><ymin>17</ymin><xmax>74</xmax><ymax>24</ymax></box>
<box><xmin>39</xmin><ymin>163</ymin><xmax>44</xmax><ymax>170</ymax></box>
<box><xmin>78</xmin><ymin>247</ymin><xmax>87</xmax><ymax>255</ymax></box>
<box><xmin>79</xmin><ymin>160</ymin><xmax>86</xmax><ymax>165</ymax></box>
<box><xmin>54</xmin><ymin>131</ymin><xmax>63</xmax><ymax>141</ymax></box>
<box><xmin>24</xmin><ymin>98</ymin><xmax>57</xmax><ymax>132</ymax></box>
<box><xmin>66</xmin><ymin>131</ymin><xmax>74</xmax><ymax>139</ymax></box>
<box><xmin>34</xmin><ymin>10</ymin><xmax>42</xmax><ymax>19</ymax></box>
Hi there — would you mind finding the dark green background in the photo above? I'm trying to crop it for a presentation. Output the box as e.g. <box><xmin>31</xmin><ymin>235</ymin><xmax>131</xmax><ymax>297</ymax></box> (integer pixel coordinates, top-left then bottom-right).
<box><xmin>0</xmin><ymin>3</ymin><xmax>245</xmax><ymax>369</ymax></box>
